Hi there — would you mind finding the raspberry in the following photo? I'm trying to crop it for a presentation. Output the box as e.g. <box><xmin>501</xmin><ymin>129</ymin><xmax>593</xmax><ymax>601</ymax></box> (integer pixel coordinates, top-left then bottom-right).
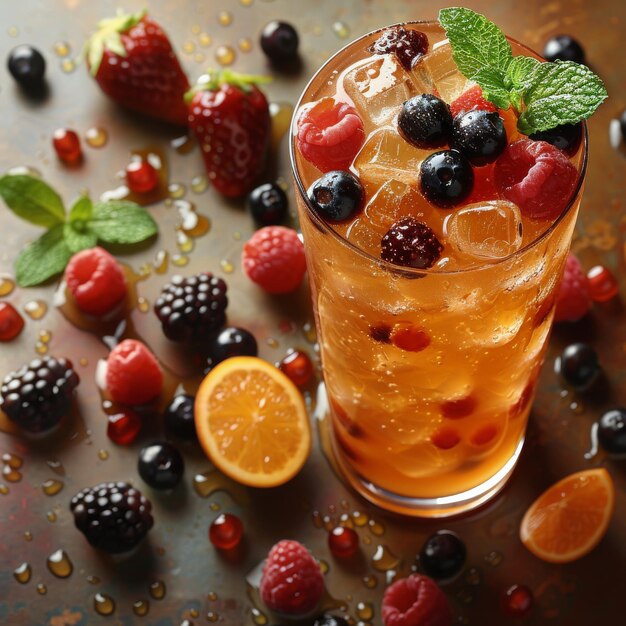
<box><xmin>297</xmin><ymin>98</ymin><xmax>365</xmax><ymax>172</ymax></box>
<box><xmin>154</xmin><ymin>273</ymin><xmax>228</xmax><ymax>341</ymax></box>
<box><xmin>382</xmin><ymin>574</ymin><xmax>453</xmax><ymax>626</ymax></box>
<box><xmin>554</xmin><ymin>253</ymin><xmax>591</xmax><ymax>322</ymax></box>
<box><xmin>242</xmin><ymin>226</ymin><xmax>306</xmax><ymax>294</ymax></box>
<box><xmin>0</xmin><ymin>356</ymin><xmax>79</xmax><ymax>433</ymax></box>
<box><xmin>260</xmin><ymin>539</ymin><xmax>324</xmax><ymax>616</ymax></box>
<box><xmin>381</xmin><ymin>218</ymin><xmax>443</xmax><ymax>269</ymax></box>
<box><xmin>70</xmin><ymin>481</ymin><xmax>153</xmax><ymax>553</ymax></box>
<box><xmin>369</xmin><ymin>26</ymin><xmax>429</xmax><ymax>71</ymax></box>
<box><xmin>450</xmin><ymin>85</ymin><xmax>497</xmax><ymax>118</ymax></box>
<box><xmin>494</xmin><ymin>139</ymin><xmax>578</xmax><ymax>221</ymax></box>
<box><xmin>65</xmin><ymin>247</ymin><xmax>128</xmax><ymax>316</ymax></box>
<box><xmin>106</xmin><ymin>339</ymin><xmax>163</xmax><ymax>405</ymax></box>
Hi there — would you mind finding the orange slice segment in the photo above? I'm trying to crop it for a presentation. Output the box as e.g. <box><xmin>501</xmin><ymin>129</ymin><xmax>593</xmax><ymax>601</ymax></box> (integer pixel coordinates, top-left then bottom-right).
<box><xmin>194</xmin><ymin>356</ymin><xmax>311</xmax><ymax>488</ymax></box>
<box><xmin>520</xmin><ymin>468</ymin><xmax>614</xmax><ymax>564</ymax></box>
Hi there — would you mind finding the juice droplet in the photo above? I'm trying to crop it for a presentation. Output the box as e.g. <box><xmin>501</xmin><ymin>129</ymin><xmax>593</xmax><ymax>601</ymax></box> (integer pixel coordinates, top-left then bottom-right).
<box><xmin>319</xmin><ymin>559</ymin><xmax>329</xmax><ymax>574</ymax></box>
<box><xmin>98</xmin><ymin>449</ymin><xmax>109</xmax><ymax>460</ymax></box>
<box><xmin>238</xmin><ymin>37</ymin><xmax>252</xmax><ymax>53</ymax></box>
<box><xmin>24</xmin><ymin>531</ymin><xmax>33</xmax><ymax>541</ymax></box>
<box><xmin>7</xmin><ymin>165</ymin><xmax>41</xmax><ymax>177</ymax></box>
<box><xmin>333</xmin><ymin>21</ymin><xmax>350</xmax><ymax>38</ymax></box>
<box><xmin>357</xmin><ymin>601</ymin><xmax>374</xmax><ymax>620</ymax></box>
<box><xmin>35</xmin><ymin>341</ymin><xmax>48</xmax><ymax>354</ymax></box>
<box><xmin>177</xmin><ymin>232</ymin><xmax>194</xmax><ymax>253</ymax></box>
<box><xmin>171</xmin><ymin>134</ymin><xmax>196</xmax><ymax>154</ymax></box>
<box><xmin>368</xmin><ymin>519</ymin><xmax>385</xmax><ymax>536</ymax></box>
<box><xmin>220</xmin><ymin>260</ymin><xmax>234</xmax><ymax>274</ymax></box>
<box><xmin>87</xmin><ymin>575</ymin><xmax>100</xmax><ymax>584</ymax></box>
<box><xmin>61</xmin><ymin>58</ymin><xmax>76</xmax><ymax>73</ymax></box>
<box><xmin>172</xmin><ymin>254</ymin><xmax>189</xmax><ymax>267</ymax></box>
<box><xmin>13</xmin><ymin>562</ymin><xmax>31</xmax><ymax>584</ymax></box>
<box><xmin>37</xmin><ymin>583</ymin><xmax>47</xmax><ymax>595</ymax></box>
<box><xmin>47</xmin><ymin>549</ymin><xmax>73</xmax><ymax>578</ymax></box>
<box><xmin>133</xmin><ymin>599</ymin><xmax>150</xmax><ymax>616</ymax></box>
<box><xmin>206</xmin><ymin>612</ymin><xmax>219</xmax><ymax>622</ymax></box>
<box><xmin>169</xmin><ymin>182</ymin><xmax>187</xmax><ymax>199</ymax></box>
<box><xmin>251</xmin><ymin>607</ymin><xmax>267</xmax><ymax>625</ymax></box>
<box><xmin>191</xmin><ymin>24</ymin><xmax>201</xmax><ymax>35</ymax></box>
<box><xmin>85</xmin><ymin>127</ymin><xmax>108</xmax><ymax>148</ymax></box>
<box><xmin>3</xmin><ymin>465</ymin><xmax>21</xmax><ymax>482</ymax></box>
<box><xmin>339</xmin><ymin>513</ymin><xmax>353</xmax><ymax>528</ymax></box>
<box><xmin>303</xmin><ymin>322</ymin><xmax>317</xmax><ymax>344</ymax></box>
<box><xmin>464</xmin><ymin>567</ymin><xmax>482</xmax><ymax>586</ymax></box>
<box><xmin>312</xmin><ymin>510</ymin><xmax>323</xmax><ymax>528</ymax></box>
<box><xmin>46</xmin><ymin>459</ymin><xmax>65</xmax><ymax>475</ymax></box>
<box><xmin>209</xmin><ymin>502</ymin><xmax>221</xmax><ymax>512</ymax></box>
<box><xmin>199</xmin><ymin>32</ymin><xmax>212</xmax><ymax>47</ymax></box>
<box><xmin>215</xmin><ymin>45</ymin><xmax>236</xmax><ymax>66</ymax></box>
<box><xmin>94</xmin><ymin>593</ymin><xmax>116</xmax><ymax>615</ymax></box>
<box><xmin>183</xmin><ymin>41</ymin><xmax>196</xmax><ymax>54</ymax></box>
<box><xmin>47</xmin><ymin>510</ymin><xmax>57</xmax><ymax>522</ymax></box>
<box><xmin>240</xmin><ymin>0</ymin><xmax>253</xmax><ymax>5</ymax></box>
<box><xmin>352</xmin><ymin>511</ymin><xmax>368</xmax><ymax>527</ymax></box>
<box><xmin>218</xmin><ymin>11</ymin><xmax>233</xmax><ymax>26</ymax></box>
<box><xmin>53</xmin><ymin>41</ymin><xmax>71</xmax><ymax>57</ymax></box>
<box><xmin>484</xmin><ymin>550</ymin><xmax>503</xmax><ymax>566</ymax></box>
<box><xmin>79</xmin><ymin>357</ymin><xmax>88</xmax><ymax>367</ymax></box>
<box><xmin>363</xmin><ymin>575</ymin><xmax>378</xmax><ymax>589</ymax></box>
<box><xmin>266</xmin><ymin>337</ymin><xmax>279</xmax><ymax>349</ymax></box>
<box><xmin>149</xmin><ymin>580</ymin><xmax>166</xmax><ymax>600</ymax></box>
<box><xmin>372</xmin><ymin>544</ymin><xmax>401</xmax><ymax>572</ymax></box>
<box><xmin>138</xmin><ymin>297</ymin><xmax>150</xmax><ymax>313</ymax></box>
<box><xmin>24</xmin><ymin>300</ymin><xmax>47</xmax><ymax>320</ymax></box>
<box><xmin>207</xmin><ymin>592</ymin><xmax>218</xmax><ymax>601</ymax></box>
<box><xmin>190</xmin><ymin>175</ymin><xmax>208</xmax><ymax>194</ymax></box>
<box><xmin>42</xmin><ymin>479</ymin><xmax>64</xmax><ymax>496</ymax></box>
<box><xmin>38</xmin><ymin>329</ymin><xmax>52</xmax><ymax>343</ymax></box>
<box><xmin>0</xmin><ymin>276</ymin><xmax>15</xmax><ymax>296</ymax></box>
<box><xmin>154</xmin><ymin>250</ymin><xmax>169</xmax><ymax>274</ymax></box>
<box><xmin>0</xmin><ymin>484</ymin><xmax>9</xmax><ymax>495</ymax></box>
<box><xmin>139</xmin><ymin>262</ymin><xmax>152</xmax><ymax>277</ymax></box>
<box><xmin>8</xmin><ymin>26</ymin><xmax>19</xmax><ymax>37</ymax></box>
<box><xmin>2</xmin><ymin>452</ymin><xmax>23</xmax><ymax>469</ymax></box>
<box><xmin>190</xmin><ymin>608</ymin><xmax>200</xmax><ymax>617</ymax></box>
<box><xmin>270</xmin><ymin>102</ymin><xmax>294</xmax><ymax>150</ymax></box>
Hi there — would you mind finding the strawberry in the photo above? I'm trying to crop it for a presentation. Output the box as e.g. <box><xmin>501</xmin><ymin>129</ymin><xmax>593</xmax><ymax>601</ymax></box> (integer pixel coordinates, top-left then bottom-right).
<box><xmin>84</xmin><ymin>9</ymin><xmax>189</xmax><ymax>126</ymax></box>
<box><xmin>186</xmin><ymin>70</ymin><xmax>271</xmax><ymax>197</ymax></box>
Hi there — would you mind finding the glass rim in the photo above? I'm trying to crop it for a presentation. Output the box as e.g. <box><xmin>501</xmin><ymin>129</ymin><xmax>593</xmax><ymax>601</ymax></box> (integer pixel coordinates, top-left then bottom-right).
<box><xmin>289</xmin><ymin>19</ymin><xmax>589</xmax><ymax>277</ymax></box>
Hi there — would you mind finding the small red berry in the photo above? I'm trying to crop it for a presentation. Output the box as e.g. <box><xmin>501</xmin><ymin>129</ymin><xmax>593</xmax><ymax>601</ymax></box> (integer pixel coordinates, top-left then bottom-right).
<box><xmin>106</xmin><ymin>410</ymin><xmax>141</xmax><ymax>445</ymax></box>
<box><xmin>390</xmin><ymin>325</ymin><xmax>430</xmax><ymax>352</ymax></box>
<box><xmin>431</xmin><ymin>427</ymin><xmax>461</xmax><ymax>450</ymax></box>
<box><xmin>328</xmin><ymin>526</ymin><xmax>359</xmax><ymax>559</ymax></box>
<box><xmin>126</xmin><ymin>159</ymin><xmax>159</xmax><ymax>194</ymax></box>
<box><xmin>554</xmin><ymin>253</ymin><xmax>591</xmax><ymax>322</ymax></box>
<box><xmin>501</xmin><ymin>584</ymin><xmax>533</xmax><ymax>618</ymax></box>
<box><xmin>52</xmin><ymin>128</ymin><xmax>82</xmax><ymax>163</ymax></box>
<box><xmin>587</xmin><ymin>265</ymin><xmax>619</xmax><ymax>302</ymax></box>
<box><xmin>441</xmin><ymin>396</ymin><xmax>476</xmax><ymax>419</ymax></box>
<box><xmin>209</xmin><ymin>513</ymin><xmax>243</xmax><ymax>550</ymax></box>
<box><xmin>279</xmin><ymin>350</ymin><xmax>313</xmax><ymax>387</ymax></box>
<box><xmin>0</xmin><ymin>302</ymin><xmax>25</xmax><ymax>341</ymax></box>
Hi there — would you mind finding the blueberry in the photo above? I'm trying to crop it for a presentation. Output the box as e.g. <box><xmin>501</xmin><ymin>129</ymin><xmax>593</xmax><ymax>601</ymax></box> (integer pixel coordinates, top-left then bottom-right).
<box><xmin>398</xmin><ymin>94</ymin><xmax>452</xmax><ymax>149</ymax></box>
<box><xmin>420</xmin><ymin>150</ymin><xmax>473</xmax><ymax>207</ymax></box>
<box><xmin>138</xmin><ymin>442</ymin><xmax>184</xmax><ymax>490</ymax></box>
<box><xmin>164</xmin><ymin>394</ymin><xmax>196</xmax><ymax>439</ymax></box>
<box><xmin>248</xmin><ymin>183</ymin><xmax>288</xmax><ymax>226</ymax></box>
<box><xmin>450</xmin><ymin>110</ymin><xmax>507</xmax><ymax>166</ymax></box>
<box><xmin>597</xmin><ymin>408</ymin><xmax>626</xmax><ymax>455</ymax></box>
<box><xmin>7</xmin><ymin>45</ymin><xmax>46</xmax><ymax>88</ymax></box>
<box><xmin>307</xmin><ymin>171</ymin><xmax>364</xmax><ymax>222</ymax></box>
<box><xmin>543</xmin><ymin>35</ymin><xmax>585</xmax><ymax>64</ymax></box>
<box><xmin>530</xmin><ymin>122</ymin><xmax>583</xmax><ymax>156</ymax></box>
<box><xmin>260</xmin><ymin>21</ymin><xmax>299</xmax><ymax>64</ymax></box>
<box><xmin>206</xmin><ymin>327</ymin><xmax>258</xmax><ymax>372</ymax></box>
<box><xmin>312</xmin><ymin>615</ymin><xmax>350</xmax><ymax>626</ymax></box>
<box><xmin>419</xmin><ymin>530</ymin><xmax>466</xmax><ymax>580</ymax></box>
<box><xmin>554</xmin><ymin>343</ymin><xmax>600</xmax><ymax>391</ymax></box>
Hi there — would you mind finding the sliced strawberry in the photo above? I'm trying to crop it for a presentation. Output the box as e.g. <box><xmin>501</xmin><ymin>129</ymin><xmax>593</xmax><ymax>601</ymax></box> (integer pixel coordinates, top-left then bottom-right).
<box><xmin>450</xmin><ymin>85</ymin><xmax>496</xmax><ymax>118</ymax></box>
<box><xmin>296</xmin><ymin>97</ymin><xmax>365</xmax><ymax>172</ymax></box>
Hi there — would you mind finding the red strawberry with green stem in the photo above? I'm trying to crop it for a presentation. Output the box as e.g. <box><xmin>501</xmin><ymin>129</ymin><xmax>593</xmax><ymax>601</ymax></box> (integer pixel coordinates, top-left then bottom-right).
<box><xmin>185</xmin><ymin>70</ymin><xmax>271</xmax><ymax>197</ymax></box>
<box><xmin>83</xmin><ymin>9</ymin><xmax>190</xmax><ymax>126</ymax></box>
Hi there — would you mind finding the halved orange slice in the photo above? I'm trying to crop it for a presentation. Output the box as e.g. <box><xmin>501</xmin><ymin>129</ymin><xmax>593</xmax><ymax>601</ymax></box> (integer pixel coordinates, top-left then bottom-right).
<box><xmin>195</xmin><ymin>356</ymin><xmax>311</xmax><ymax>488</ymax></box>
<box><xmin>520</xmin><ymin>468</ymin><xmax>615</xmax><ymax>563</ymax></box>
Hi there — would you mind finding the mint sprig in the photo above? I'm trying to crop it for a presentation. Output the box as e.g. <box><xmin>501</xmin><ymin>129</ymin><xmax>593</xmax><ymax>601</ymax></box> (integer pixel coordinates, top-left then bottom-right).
<box><xmin>439</xmin><ymin>7</ymin><xmax>607</xmax><ymax>134</ymax></box>
<box><xmin>0</xmin><ymin>174</ymin><xmax>158</xmax><ymax>286</ymax></box>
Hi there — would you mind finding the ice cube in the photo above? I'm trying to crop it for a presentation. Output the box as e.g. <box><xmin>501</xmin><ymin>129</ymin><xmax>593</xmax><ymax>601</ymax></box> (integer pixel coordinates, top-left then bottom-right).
<box><xmin>444</xmin><ymin>201</ymin><xmax>522</xmax><ymax>262</ymax></box>
<box><xmin>343</xmin><ymin>54</ymin><xmax>414</xmax><ymax>126</ymax></box>
<box><xmin>365</xmin><ymin>180</ymin><xmax>409</xmax><ymax>229</ymax></box>
<box><xmin>345</xmin><ymin>216</ymin><xmax>383</xmax><ymax>257</ymax></box>
<box><xmin>413</xmin><ymin>43</ymin><xmax>471</xmax><ymax>103</ymax></box>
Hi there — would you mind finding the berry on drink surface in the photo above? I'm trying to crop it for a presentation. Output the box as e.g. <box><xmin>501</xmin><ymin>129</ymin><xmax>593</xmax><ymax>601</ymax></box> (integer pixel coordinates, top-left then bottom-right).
<box><xmin>53</xmin><ymin>129</ymin><xmax>82</xmax><ymax>163</ymax></box>
<box><xmin>369</xmin><ymin>26</ymin><xmax>429</xmax><ymax>71</ymax></box>
<box><xmin>125</xmin><ymin>159</ymin><xmax>159</xmax><ymax>194</ymax></box>
<box><xmin>307</xmin><ymin>170</ymin><xmax>364</xmax><ymax>222</ymax></box>
<box><xmin>260</xmin><ymin>21</ymin><xmax>299</xmax><ymax>64</ymax></box>
<box><xmin>554</xmin><ymin>343</ymin><xmax>600</xmax><ymax>391</ymax></box>
<box><xmin>420</xmin><ymin>150</ymin><xmax>474</xmax><ymax>208</ymax></box>
<box><xmin>248</xmin><ymin>183</ymin><xmax>288</xmax><ymax>226</ymax></box>
<box><xmin>450</xmin><ymin>110</ymin><xmax>507</xmax><ymax>166</ymax></box>
<box><xmin>381</xmin><ymin>217</ymin><xmax>443</xmax><ymax>269</ymax></box>
<box><xmin>209</xmin><ymin>513</ymin><xmax>243</xmax><ymax>550</ymax></box>
<box><xmin>0</xmin><ymin>302</ymin><xmax>24</xmax><ymax>342</ymax></box>
<box><xmin>328</xmin><ymin>526</ymin><xmax>359</xmax><ymax>558</ymax></box>
<box><xmin>398</xmin><ymin>94</ymin><xmax>453</xmax><ymax>149</ymax></box>
<box><xmin>419</xmin><ymin>530</ymin><xmax>466</xmax><ymax>580</ymax></box>
<box><xmin>7</xmin><ymin>45</ymin><xmax>46</xmax><ymax>88</ymax></box>
<box><xmin>587</xmin><ymin>265</ymin><xmax>619</xmax><ymax>302</ymax></box>
<box><xmin>597</xmin><ymin>408</ymin><xmax>626</xmax><ymax>455</ymax></box>
<box><xmin>543</xmin><ymin>34</ymin><xmax>585</xmax><ymax>64</ymax></box>
<box><xmin>449</xmin><ymin>85</ymin><xmax>496</xmax><ymax>118</ymax></box>
<box><xmin>553</xmin><ymin>253</ymin><xmax>591</xmax><ymax>322</ymax></box>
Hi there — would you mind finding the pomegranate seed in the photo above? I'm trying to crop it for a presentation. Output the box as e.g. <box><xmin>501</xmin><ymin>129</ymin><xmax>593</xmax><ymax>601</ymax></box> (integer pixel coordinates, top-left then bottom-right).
<box><xmin>52</xmin><ymin>129</ymin><xmax>82</xmax><ymax>163</ymax></box>
<box><xmin>279</xmin><ymin>350</ymin><xmax>313</xmax><ymax>387</ymax></box>
<box><xmin>431</xmin><ymin>427</ymin><xmax>461</xmax><ymax>450</ymax></box>
<box><xmin>501</xmin><ymin>584</ymin><xmax>533</xmax><ymax>618</ymax></box>
<box><xmin>390</xmin><ymin>325</ymin><xmax>430</xmax><ymax>352</ymax></box>
<box><xmin>209</xmin><ymin>513</ymin><xmax>243</xmax><ymax>550</ymax></box>
<box><xmin>0</xmin><ymin>302</ymin><xmax>24</xmax><ymax>341</ymax></box>
<box><xmin>470</xmin><ymin>424</ymin><xmax>498</xmax><ymax>446</ymax></box>
<box><xmin>587</xmin><ymin>265</ymin><xmax>619</xmax><ymax>302</ymax></box>
<box><xmin>328</xmin><ymin>526</ymin><xmax>359</xmax><ymax>558</ymax></box>
<box><xmin>106</xmin><ymin>410</ymin><xmax>141</xmax><ymax>445</ymax></box>
<box><xmin>126</xmin><ymin>160</ymin><xmax>159</xmax><ymax>194</ymax></box>
<box><xmin>441</xmin><ymin>395</ymin><xmax>476</xmax><ymax>419</ymax></box>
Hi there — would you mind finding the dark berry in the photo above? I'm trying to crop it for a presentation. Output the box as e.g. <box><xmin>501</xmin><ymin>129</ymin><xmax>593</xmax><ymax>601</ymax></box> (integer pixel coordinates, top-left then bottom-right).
<box><xmin>107</xmin><ymin>410</ymin><xmax>141</xmax><ymax>445</ymax></box>
<box><xmin>164</xmin><ymin>394</ymin><xmax>196</xmax><ymax>439</ymax></box>
<box><xmin>419</xmin><ymin>530</ymin><xmax>466</xmax><ymax>580</ymax></box>
<box><xmin>279</xmin><ymin>350</ymin><xmax>313</xmax><ymax>387</ymax></box>
<box><xmin>450</xmin><ymin>110</ymin><xmax>507</xmax><ymax>166</ymax></box>
<box><xmin>248</xmin><ymin>183</ymin><xmax>288</xmax><ymax>225</ymax></box>
<box><xmin>7</xmin><ymin>45</ymin><xmax>46</xmax><ymax>88</ymax></box>
<box><xmin>126</xmin><ymin>160</ymin><xmax>159</xmax><ymax>194</ymax></box>
<box><xmin>307</xmin><ymin>170</ymin><xmax>364</xmax><ymax>222</ymax></box>
<box><xmin>543</xmin><ymin>35</ymin><xmax>585</xmax><ymax>64</ymax></box>
<box><xmin>420</xmin><ymin>150</ymin><xmax>474</xmax><ymax>207</ymax></box>
<box><xmin>154</xmin><ymin>273</ymin><xmax>228</xmax><ymax>342</ymax></box>
<box><xmin>369</xmin><ymin>26</ymin><xmax>428</xmax><ymax>71</ymax></box>
<box><xmin>313</xmin><ymin>615</ymin><xmax>350</xmax><ymax>626</ymax></box>
<box><xmin>70</xmin><ymin>482</ymin><xmax>153</xmax><ymax>553</ymax></box>
<box><xmin>52</xmin><ymin>129</ymin><xmax>82</xmax><ymax>163</ymax></box>
<box><xmin>530</xmin><ymin>122</ymin><xmax>583</xmax><ymax>156</ymax></box>
<box><xmin>0</xmin><ymin>302</ymin><xmax>25</xmax><ymax>342</ymax></box>
<box><xmin>209</xmin><ymin>513</ymin><xmax>244</xmax><ymax>550</ymax></box>
<box><xmin>501</xmin><ymin>584</ymin><xmax>533</xmax><ymax>618</ymax></box>
<box><xmin>597</xmin><ymin>408</ymin><xmax>626</xmax><ymax>455</ymax></box>
<box><xmin>0</xmin><ymin>356</ymin><xmax>79</xmax><ymax>433</ymax></box>
<box><xmin>138</xmin><ymin>442</ymin><xmax>185</xmax><ymax>490</ymax></box>
<box><xmin>328</xmin><ymin>526</ymin><xmax>359</xmax><ymax>558</ymax></box>
<box><xmin>260</xmin><ymin>21</ymin><xmax>299</xmax><ymax>64</ymax></box>
<box><xmin>381</xmin><ymin>217</ymin><xmax>443</xmax><ymax>269</ymax></box>
<box><xmin>206</xmin><ymin>327</ymin><xmax>258</xmax><ymax>372</ymax></box>
<box><xmin>554</xmin><ymin>343</ymin><xmax>600</xmax><ymax>391</ymax></box>
<box><xmin>398</xmin><ymin>94</ymin><xmax>453</xmax><ymax>149</ymax></box>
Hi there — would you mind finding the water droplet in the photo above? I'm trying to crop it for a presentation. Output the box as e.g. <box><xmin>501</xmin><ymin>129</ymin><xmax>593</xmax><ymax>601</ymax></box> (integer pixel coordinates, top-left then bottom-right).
<box><xmin>87</xmin><ymin>575</ymin><xmax>100</xmax><ymax>584</ymax></box>
<box><xmin>194</xmin><ymin>52</ymin><xmax>206</xmax><ymax>64</ymax></box>
<box><xmin>24</xmin><ymin>531</ymin><xmax>33</xmax><ymax>541</ymax></box>
<box><xmin>584</xmin><ymin>422</ymin><xmax>599</xmax><ymax>460</ymax></box>
<box><xmin>220</xmin><ymin>260</ymin><xmax>234</xmax><ymax>274</ymax></box>
<box><xmin>207</xmin><ymin>592</ymin><xmax>218</xmax><ymax>601</ymax></box>
<box><xmin>98</xmin><ymin>449</ymin><xmax>109</xmax><ymax>460</ymax></box>
<box><xmin>177</xmin><ymin>232</ymin><xmax>194</xmax><ymax>253</ymax></box>
<box><xmin>47</xmin><ymin>549</ymin><xmax>73</xmax><ymax>577</ymax></box>
<box><xmin>24</xmin><ymin>300</ymin><xmax>47</xmax><ymax>320</ymax></box>
<box><xmin>35</xmin><ymin>341</ymin><xmax>48</xmax><ymax>354</ymax></box>
<box><xmin>266</xmin><ymin>337</ymin><xmax>279</xmax><ymax>349</ymax></box>
<box><xmin>312</xmin><ymin>510</ymin><xmax>323</xmax><ymax>528</ymax></box>
<box><xmin>319</xmin><ymin>559</ymin><xmax>329</xmax><ymax>574</ymax></box>
<box><xmin>13</xmin><ymin>562</ymin><xmax>31</xmax><ymax>584</ymax></box>
<box><xmin>171</xmin><ymin>134</ymin><xmax>195</xmax><ymax>154</ymax></box>
<box><xmin>85</xmin><ymin>127</ymin><xmax>108</xmax><ymax>148</ymax></box>
<box><xmin>209</xmin><ymin>502</ymin><xmax>221</xmax><ymax>512</ymax></box>
<box><xmin>333</xmin><ymin>21</ymin><xmax>350</xmax><ymax>38</ymax></box>
<box><xmin>46</xmin><ymin>459</ymin><xmax>65</xmax><ymax>475</ymax></box>
<box><xmin>303</xmin><ymin>322</ymin><xmax>317</xmax><ymax>344</ymax></box>
<box><xmin>53</xmin><ymin>41</ymin><xmax>71</xmax><ymax>57</ymax></box>
<box><xmin>42</xmin><ymin>479</ymin><xmax>64</xmax><ymax>496</ymax></box>
<box><xmin>239</xmin><ymin>37</ymin><xmax>252</xmax><ymax>53</ymax></box>
<box><xmin>38</xmin><ymin>329</ymin><xmax>52</xmax><ymax>343</ymax></box>
<box><xmin>191</xmin><ymin>24</ymin><xmax>201</xmax><ymax>35</ymax></box>
<box><xmin>138</xmin><ymin>297</ymin><xmax>150</xmax><ymax>313</ymax></box>
<box><xmin>3</xmin><ymin>465</ymin><xmax>21</xmax><ymax>482</ymax></box>
<box><xmin>94</xmin><ymin>593</ymin><xmax>115</xmax><ymax>615</ymax></box>
<box><xmin>199</xmin><ymin>33</ymin><xmax>212</xmax><ymax>47</ymax></box>
<box><xmin>352</xmin><ymin>510</ymin><xmax>368</xmax><ymax>526</ymax></box>
<box><xmin>154</xmin><ymin>250</ymin><xmax>169</xmax><ymax>274</ymax></box>
<box><xmin>183</xmin><ymin>41</ymin><xmax>196</xmax><ymax>54</ymax></box>
<box><xmin>2</xmin><ymin>452</ymin><xmax>23</xmax><ymax>469</ymax></box>
<box><xmin>206</xmin><ymin>612</ymin><xmax>219</xmax><ymax>622</ymax></box>
<box><xmin>339</xmin><ymin>513</ymin><xmax>353</xmax><ymax>528</ymax></box>
<box><xmin>149</xmin><ymin>580</ymin><xmax>166</xmax><ymax>600</ymax></box>
<box><xmin>218</xmin><ymin>11</ymin><xmax>233</xmax><ymax>26</ymax></box>
<box><xmin>251</xmin><ymin>607</ymin><xmax>267</xmax><ymax>625</ymax></box>
<box><xmin>8</xmin><ymin>26</ymin><xmax>19</xmax><ymax>37</ymax></box>
<box><xmin>169</xmin><ymin>182</ymin><xmax>187</xmax><ymax>199</ymax></box>
<box><xmin>172</xmin><ymin>254</ymin><xmax>189</xmax><ymax>267</ymax></box>
<box><xmin>0</xmin><ymin>484</ymin><xmax>9</xmax><ymax>495</ymax></box>
<box><xmin>37</xmin><ymin>583</ymin><xmax>47</xmax><ymax>595</ymax></box>
<box><xmin>215</xmin><ymin>45</ymin><xmax>236</xmax><ymax>66</ymax></box>
<box><xmin>190</xmin><ymin>175</ymin><xmax>208</xmax><ymax>194</ymax></box>
<box><xmin>61</xmin><ymin>58</ymin><xmax>76</xmax><ymax>73</ymax></box>
<box><xmin>79</xmin><ymin>357</ymin><xmax>88</xmax><ymax>367</ymax></box>
<box><xmin>356</xmin><ymin>601</ymin><xmax>374</xmax><ymax>620</ymax></box>
<box><xmin>0</xmin><ymin>276</ymin><xmax>15</xmax><ymax>296</ymax></box>
<box><xmin>46</xmin><ymin>510</ymin><xmax>57</xmax><ymax>522</ymax></box>
<box><xmin>133</xmin><ymin>599</ymin><xmax>150</xmax><ymax>616</ymax></box>
<box><xmin>484</xmin><ymin>550</ymin><xmax>503</xmax><ymax>567</ymax></box>
<box><xmin>372</xmin><ymin>544</ymin><xmax>401</xmax><ymax>572</ymax></box>
<box><xmin>363</xmin><ymin>575</ymin><xmax>378</xmax><ymax>589</ymax></box>
<box><xmin>368</xmin><ymin>519</ymin><xmax>385</xmax><ymax>536</ymax></box>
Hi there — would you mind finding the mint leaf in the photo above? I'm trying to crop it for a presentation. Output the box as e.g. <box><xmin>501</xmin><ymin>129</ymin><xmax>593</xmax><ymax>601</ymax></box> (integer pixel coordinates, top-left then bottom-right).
<box><xmin>0</xmin><ymin>174</ymin><xmax>65</xmax><ymax>228</ymax></box>
<box><xmin>471</xmin><ymin>67</ymin><xmax>510</xmax><ymax>109</ymax></box>
<box><xmin>505</xmin><ymin>56</ymin><xmax>540</xmax><ymax>110</ymax></box>
<box><xmin>15</xmin><ymin>225</ymin><xmax>72</xmax><ymax>286</ymax></box>
<box><xmin>89</xmin><ymin>200</ymin><xmax>157</xmax><ymax>244</ymax></box>
<box><xmin>439</xmin><ymin>8</ymin><xmax>512</xmax><ymax>79</ymax></box>
<box><xmin>69</xmin><ymin>195</ymin><xmax>93</xmax><ymax>223</ymax></box>
<box><xmin>64</xmin><ymin>222</ymin><xmax>98</xmax><ymax>253</ymax></box>
<box><xmin>518</xmin><ymin>60</ymin><xmax>608</xmax><ymax>134</ymax></box>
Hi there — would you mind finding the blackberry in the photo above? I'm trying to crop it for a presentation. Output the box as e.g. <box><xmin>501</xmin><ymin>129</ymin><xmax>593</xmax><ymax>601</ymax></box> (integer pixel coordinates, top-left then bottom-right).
<box><xmin>70</xmin><ymin>481</ymin><xmax>153</xmax><ymax>554</ymax></box>
<box><xmin>154</xmin><ymin>273</ymin><xmax>228</xmax><ymax>342</ymax></box>
<box><xmin>369</xmin><ymin>26</ymin><xmax>428</xmax><ymax>71</ymax></box>
<box><xmin>381</xmin><ymin>217</ymin><xmax>443</xmax><ymax>269</ymax></box>
<box><xmin>0</xmin><ymin>356</ymin><xmax>79</xmax><ymax>433</ymax></box>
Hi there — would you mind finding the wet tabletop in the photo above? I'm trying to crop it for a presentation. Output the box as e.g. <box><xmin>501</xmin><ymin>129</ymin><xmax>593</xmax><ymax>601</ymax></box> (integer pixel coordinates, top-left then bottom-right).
<box><xmin>1</xmin><ymin>0</ymin><xmax>626</xmax><ymax>624</ymax></box>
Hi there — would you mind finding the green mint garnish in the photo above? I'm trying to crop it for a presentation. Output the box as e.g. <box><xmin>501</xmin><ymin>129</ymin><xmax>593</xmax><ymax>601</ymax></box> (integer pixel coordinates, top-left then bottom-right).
<box><xmin>439</xmin><ymin>7</ymin><xmax>607</xmax><ymax>134</ymax></box>
<box><xmin>0</xmin><ymin>174</ymin><xmax>158</xmax><ymax>286</ymax></box>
